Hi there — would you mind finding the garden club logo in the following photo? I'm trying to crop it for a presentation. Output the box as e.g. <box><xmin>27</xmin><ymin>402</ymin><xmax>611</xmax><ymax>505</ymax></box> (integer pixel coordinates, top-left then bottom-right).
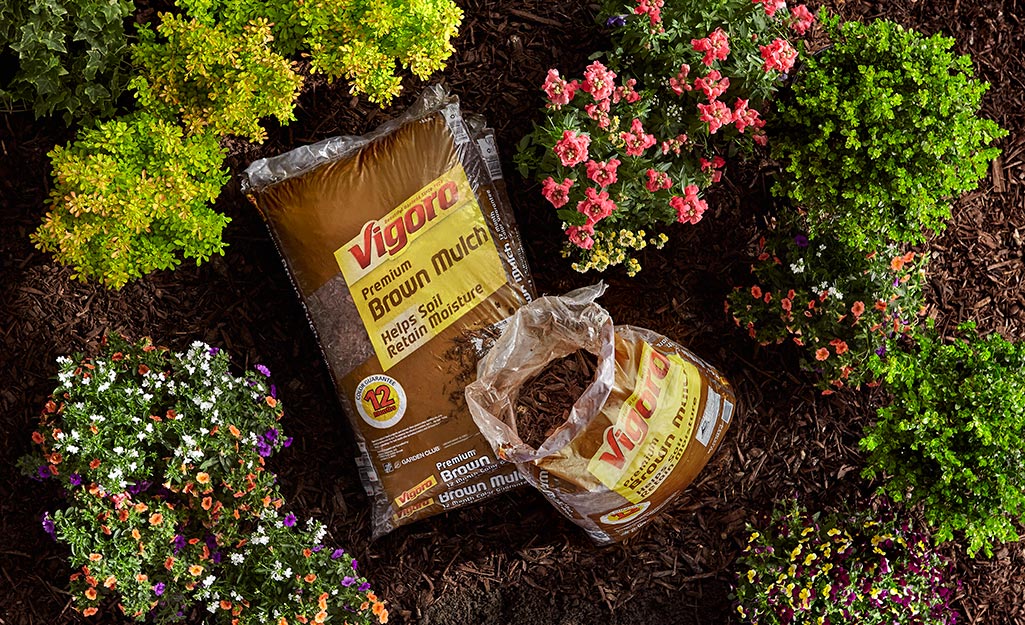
<box><xmin>355</xmin><ymin>374</ymin><xmax>407</xmax><ymax>429</ymax></box>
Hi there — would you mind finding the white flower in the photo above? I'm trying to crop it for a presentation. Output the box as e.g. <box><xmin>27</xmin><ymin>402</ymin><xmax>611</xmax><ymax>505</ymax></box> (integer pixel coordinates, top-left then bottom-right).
<box><xmin>70</xmin><ymin>430</ymin><xmax>80</xmax><ymax>440</ymax></box>
<box><xmin>207</xmin><ymin>603</ymin><xmax>218</xmax><ymax>613</ymax></box>
<box><xmin>113</xmin><ymin>446</ymin><xmax>124</xmax><ymax>454</ymax></box>
<box><xmin>203</xmin><ymin>575</ymin><xmax>216</xmax><ymax>587</ymax></box>
<box><xmin>66</xmin><ymin>444</ymin><xmax>80</xmax><ymax>454</ymax></box>
<box><xmin>229</xmin><ymin>552</ymin><xmax>245</xmax><ymax>565</ymax></box>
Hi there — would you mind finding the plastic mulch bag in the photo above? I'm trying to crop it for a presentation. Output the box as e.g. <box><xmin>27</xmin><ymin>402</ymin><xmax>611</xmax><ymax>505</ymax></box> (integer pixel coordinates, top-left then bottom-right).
<box><xmin>466</xmin><ymin>284</ymin><xmax>736</xmax><ymax>544</ymax></box>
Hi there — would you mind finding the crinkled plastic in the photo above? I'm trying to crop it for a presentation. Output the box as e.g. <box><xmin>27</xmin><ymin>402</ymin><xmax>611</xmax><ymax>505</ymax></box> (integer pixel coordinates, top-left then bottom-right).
<box><xmin>467</xmin><ymin>284</ymin><xmax>736</xmax><ymax>544</ymax></box>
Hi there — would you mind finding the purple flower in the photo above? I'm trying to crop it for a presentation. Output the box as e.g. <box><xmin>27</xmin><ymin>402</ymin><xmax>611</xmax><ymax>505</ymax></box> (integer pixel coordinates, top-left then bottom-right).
<box><xmin>875</xmin><ymin>345</ymin><xmax>887</xmax><ymax>356</ymax></box>
<box><xmin>42</xmin><ymin>513</ymin><xmax>56</xmax><ymax>538</ymax></box>
<box><xmin>283</xmin><ymin>513</ymin><xmax>297</xmax><ymax>528</ymax></box>
<box><xmin>284</xmin><ymin>437</ymin><xmax>293</xmax><ymax>448</ymax></box>
<box><xmin>312</xmin><ymin>544</ymin><xmax>323</xmax><ymax>553</ymax></box>
<box><xmin>153</xmin><ymin>582</ymin><xmax>166</xmax><ymax>596</ymax></box>
<box><xmin>270</xmin><ymin>384</ymin><xmax>277</xmax><ymax>399</ymax></box>
<box><xmin>358</xmin><ymin>582</ymin><xmax>371</xmax><ymax>592</ymax></box>
<box><xmin>264</xmin><ymin>428</ymin><xmax>278</xmax><ymax>443</ymax></box>
<box><xmin>331</xmin><ymin>549</ymin><xmax>345</xmax><ymax>560</ymax></box>
<box><xmin>37</xmin><ymin>465</ymin><xmax>50</xmax><ymax>479</ymax></box>
<box><xmin>794</xmin><ymin>234</ymin><xmax>810</xmax><ymax>248</ymax></box>
<box><xmin>69</xmin><ymin>473</ymin><xmax>82</xmax><ymax>486</ymax></box>
<box><xmin>255</xmin><ymin>364</ymin><xmax>271</xmax><ymax>377</ymax></box>
<box><xmin>257</xmin><ymin>440</ymin><xmax>273</xmax><ymax>458</ymax></box>
<box><xmin>606</xmin><ymin>14</ymin><xmax>627</xmax><ymax>26</ymax></box>
<box><xmin>352</xmin><ymin>559</ymin><xmax>358</xmax><ymax>570</ymax></box>
<box><xmin>208</xmin><ymin>347</ymin><xmax>220</xmax><ymax>356</ymax></box>
<box><xmin>205</xmin><ymin>535</ymin><xmax>218</xmax><ymax>549</ymax></box>
<box><xmin>341</xmin><ymin>576</ymin><xmax>356</xmax><ymax>587</ymax></box>
<box><xmin>212</xmin><ymin>552</ymin><xmax>223</xmax><ymax>564</ymax></box>
<box><xmin>172</xmin><ymin>534</ymin><xmax>186</xmax><ymax>554</ymax></box>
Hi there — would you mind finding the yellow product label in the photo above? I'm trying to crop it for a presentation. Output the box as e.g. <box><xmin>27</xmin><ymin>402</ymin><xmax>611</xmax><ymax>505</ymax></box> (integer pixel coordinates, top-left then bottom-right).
<box><xmin>394</xmin><ymin>474</ymin><xmax>437</xmax><ymax>508</ymax></box>
<box><xmin>334</xmin><ymin>164</ymin><xmax>507</xmax><ymax>370</ymax></box>
<box><xmin>393</xmin><ymin>497</ymin><xmax>435</xmax><ymax>522</ymax></box>
<box><xmin>586</xmin><ymin>342</ymin><xmax>703</xmax><ymax>504</ymax></box>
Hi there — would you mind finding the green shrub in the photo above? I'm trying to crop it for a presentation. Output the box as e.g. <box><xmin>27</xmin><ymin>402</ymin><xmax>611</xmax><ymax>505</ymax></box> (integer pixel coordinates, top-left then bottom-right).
<box><xmin>0</xmin><ymin>0</ymin><xmax>133</xmax><ymax>124</ymax></box>
<box><xmin>131</xmin><ymin>13</ymin><xmax>302</xmax><ymax>143</ymax></box>
<box><xmin>302</xmin><ymin>0</ymin><xmax>463</xmax><ymax>105</ymax></box>
<box><xmin>174</xmin><ymin>0</ymin><xmax>306</xmax><ymax>55</ymax></box>
<box><xmin>772</xmin><ymin>15</ymin><xmax>1006</xmax><ymax>250</ymax></box>
<box><xmin>21</xmin><ymin>336</ymin><xmax>387</xmax><ymax>624</ymax></box>
<box><xmin>727</xmin><ymin>230</ymin><xmax>924</xmax><ymax>391</ymax></box>
<box><xmin>32</xmin><ymin>113</ymin><xmax>230</xmax><ymax>288</ymax></box>
<box><xmin>733</xmin><ymin>500</ymin><xmax>959</xmax><ymax>625</ymax></box>
<box><xmin>861</xmin><ymin>322</ymin><xmax>1025</xmax><ymax>556</ymax></box>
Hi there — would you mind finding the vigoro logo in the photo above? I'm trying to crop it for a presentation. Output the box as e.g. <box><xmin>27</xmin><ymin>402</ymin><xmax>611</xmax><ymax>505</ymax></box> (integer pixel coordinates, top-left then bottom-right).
<box><xmin>595</xmin><ymin>347</ymin><xmax>672</xmax><ymax>471</ymax></box>
<box><xmin>347</xmin><ymin>181</ymin><xmax>460</xmax><ymax>270</ymax></box>
<box><xmin>394</xmin><ymin>475</ymin><xmax>437</xmax><ymax>508</ymax></box>
<box><xmin>600</xmin><ymin>501</ymin><xmax>651</xmax><ymax>525</ymax></box>
<box><xmin>354</xmin><ymin>375</ymin><xmax>407</xmax><ymax>429</ymax></box>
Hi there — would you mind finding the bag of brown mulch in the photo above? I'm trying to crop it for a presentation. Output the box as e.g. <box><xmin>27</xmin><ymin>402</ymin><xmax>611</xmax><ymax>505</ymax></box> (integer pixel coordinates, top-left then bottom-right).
<box><xmin>242</xmin><ymin>86</ymin><xmax>535</xmax><ymax>537</ymax></box>
<box><xmin>466</xmin><ymin>284</ymin><xmax>736</xmax><ymax>544</ymax></box>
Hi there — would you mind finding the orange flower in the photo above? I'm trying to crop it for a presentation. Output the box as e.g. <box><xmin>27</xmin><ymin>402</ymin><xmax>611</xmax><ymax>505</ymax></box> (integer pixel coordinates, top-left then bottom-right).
<box><xmin>890</xmin><ymin>256</ymin><xmax>905</xmax><ymax>271</ymax></box>
<box><xmin>266</xmin><ymin>396</ymin><xmax>278</xmax><ymax>408</ymax></box>
<box><xmin>228</xmin><ymin>425</ymin><xmax>241</xmax><ymax>438</ymax></box>
<box><xmin>278</xmin><ymin>618</ymin><xmax>289</xmax><ymax>625</ymax></box>
<box><xmin>318</xmin><ymin>593</ymin><xmax>329</xmax><ymax>610</ymax></box>
<box><xmin>103</xmin><ymin>575</ymin><xmax>116</xmax><ymax>589</ymax></box>
<box><xmin>89</xmin><ymin>459</ymin><xmax>101</xmax><ymax>469</ymax></box>
<box><xmin>31</xmin><ymin>431</ymin><xmax>44</xmax><ymax>444</ymax></box>
<box><xmin>138</xmin><ymin>364</ymin><xmax>150</xmax><ymax>375</ymax></box>
<box><xmin>83</xmin><ymin>607</ymin><xmax>99</xmax><ymax>617</ymax></box>
<box><xmin>815</xmin><ymin>348</ymin><xmax>830</xmax><ymax>361</ymax></box>
<box><xmin>202</xmin><ymin>497</ymin><xmax>213</xmax><ymax>511</ymax></box>
<box><xmin>902</xmin><ymin>251</ymin><xmax>916</xmax><ymax>263</ymax></box>
<box><xmin>49</xmin><ymin>452</ymin><xmax>63</xmax><ymax>464</ymax></box>
<box><xmin>84</xmin><ymin>588</ymin><xmax>98</xmax><ymax>600</ymax></box>
<box><xmin>750</xmin><ymin>285</ymin><xmax>762</xmax><ymax>299</ymax></box>
<box><xmin>314</xmin><ymin>612</ymin><xmax>328</xmax><ymax>624</ymax></box>
<box><xmin>220</xmin><ymin>600</ymin><xmax>233</xmax><ymax>611</ymax></box>
<box><xmin>131</xmin><ymin>529</ymin><xmax>141</xmax><ymax>540</ymax></box>
<box><xmin>366</xmin><ymin>592</ymin><xmax>378</xmax><ymax>603</ymax></box>
<box><xmin>118</xmin><ymin>509</ymin><xmax>130</xmax><ymax>522</ymax></box>
<box><xmin>831</xmin><ymin>340</ymin><xmax>849</xmax><ymax>355</ymax></box>
<box><xmin>166</xmin><ymin>409</ymin><xmax>177</xmax><ymax>420</ymax></box>
<box><xmin>165</xmin><ymin>557</ymin><xmax>175</xmax><ymax>570</ymax></box>
<box><xmin>303</xmin><ymin>548</ymin><xmax>312</xmax><ymax>558</ymax></box>
<box><xmin>304</xmin><ymin>573</ymin><xmax>317</xmax><ymax>583</ymax></box>
<box><xmin>88</xmin><ymin>553</ymin><xmax>103</xmax><ymax>562</ymax></box>
<box><xmin>135</xmin><ymin>502</ymin><xmax>148</xmax><ymax>513</ymax></box>
<box><xmin>136</xmin><ymin>574</ymin><xmax>148</xmax><ymax>582</ymax></box>
<box><xmin>197</xmin><ymin>472</ymin><xmax>211</xmax><ymax>484</ymax></box>
<box><xmin>874</xmin><ymin>300</ymin><xmax>888</xmax><ymax>312</ymax></box>
<box><xmin>189</xmin><ymin>564</ymin><xmax>204</xmax><ymax>576</ymax></box>
<box><xmin>373</xmin><ymin>603</ymin><xmax>388</xmax><ymax>623</ymax></box>
<box><xmin>851</xmin><ymin>301</ymin><xmax>865</xmax><ymax>317</ymax></box>
<box><xmin>149</xmin><ymin>513</ymin><xmax>163</xmax><ymax>525</ymax></box>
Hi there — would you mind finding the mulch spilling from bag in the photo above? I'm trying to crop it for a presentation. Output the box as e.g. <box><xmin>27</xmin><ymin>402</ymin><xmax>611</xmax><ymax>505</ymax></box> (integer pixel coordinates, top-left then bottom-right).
<box><xmin>514</xmin><ymin>349</ymin><xmax>598</xmax><ymax>449</ymax></box>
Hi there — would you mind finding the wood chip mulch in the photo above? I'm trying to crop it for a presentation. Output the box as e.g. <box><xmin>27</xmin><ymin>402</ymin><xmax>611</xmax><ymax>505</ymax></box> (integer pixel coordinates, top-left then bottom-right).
<box><xmin>2</xmin><ymin>0</ymin><xmax>1025</xmax><ymax>624</ymax></box>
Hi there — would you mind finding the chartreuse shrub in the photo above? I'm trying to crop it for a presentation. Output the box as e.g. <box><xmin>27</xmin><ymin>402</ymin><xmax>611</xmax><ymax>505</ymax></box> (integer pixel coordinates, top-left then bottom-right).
<box><xmin>32</xmin><ymin>114</ymin><xmax>230</xmax><ymax>288</ymax></box>
<box><xmin>727</xmin><ymin>230</ymin><xmax>925</xmax><ymax>392</ymax></box>
<box><xmin>132</xmin><ymin>13</ymin><xmax>303</xmax><ymax>143</ymax></box>
<box><xmin>173</xmin><ymin>0</ymin><xmax>307</xmax><ymax>55</ymax></box>
<box><xmin>861</xmin><ymin>322</ymin><xmax>1025</xmax><ymax>556</ymax></box>
<box><xmin>772</xmin><ymin>14</ymin><xmax>1006</xmax><ymax>251</ymax></box>
<box><xmin>733</xmin><ymin>501</ymin><xmax>959</xmax><ymax>625</ymax></box>
<box><xmin>302</xmin><ymin>0</ymin><xmax>463</xmax><ymax>105</ymax></box>
<box><xmin>0</xmin><ymin>0</ymin><xmax>133</xmax><ymax>124</ymax></box>
<box><xmin>22</xmin><ymin>336</ymin><xmax>388</xmax><ymax>624</ymax></box>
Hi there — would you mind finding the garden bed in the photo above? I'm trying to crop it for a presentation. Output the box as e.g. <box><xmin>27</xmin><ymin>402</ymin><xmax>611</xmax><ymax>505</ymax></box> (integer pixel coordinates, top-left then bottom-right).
<box><xmin>1</xmin><ymin>0</ymin><xmax>1024</xmax><ymax>623</ymax></box>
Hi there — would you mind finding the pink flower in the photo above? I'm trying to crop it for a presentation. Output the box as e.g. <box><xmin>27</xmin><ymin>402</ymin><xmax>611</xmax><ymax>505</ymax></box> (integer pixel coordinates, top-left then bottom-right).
<box><xmin>566</xmin><ymin>224</ymin><xmax>595</xmax><ymax>249</ymax></box>
<box><xmin>753</xmin><ymin>131</ymin><xmax>768</xmax><ymax>146</ymax></box>
<box><xmin>576</xmin><ymin>187</ymin><xmax>616</xmax><ymax>224</ymax></box>
<box><xmin>613</xmin><ymin>77</ymin><xmax>641</xmax><ymax>104</ymax></box>
<box><xmin>697</xmin><ymin>100</ymin><xmax>734</xmax><ymax>134</ymax></box>
<box><xmin>732</xmin><ymin>98</ymin><xmax>765</xmax><ymax>133</ymax></box>
<box><xmin>541</xmin><ymin>177</ymin><xmax>573</xmax><ymax>208</ymax></box>
<box><xmin>668</xmin><ymin>64</ymin><xmax>691</xmax><ymax>95</ymax></box>
<box><xmin>581</xmin><ymin>61</ymin><xmax>616</xmax><ymax>101</ymax></box>
<box><xmin>693</xmin><ymin>69</ymin><xmax>730</xmax><ymax>101</ymax></box>
<box><xmin>661</xmin><ymin>134</ymin><xmax>688</xmax><ymax>155</ymax></box>
<box><xmin>760</xmin><ymin>38</ymin><xmax>798</xmax><ymax>73</ymax></box>
<box><xmin>634</xmin><ymin>0</ymin><xmax>665</xmax><ymax>25</ymax></box>
<box><xmin>753</xmin><ymin>0</ymin><xmax>787</xmax><ymax>17</ymax></box>
<box><xmin>670</xmin><ymin>185</ymin><xmax>707</xmax><ymax>225</ymax></box>
<box><xmin>691</xmin><ymin>28</ymin><xmax>730</xmax><ymax>66</ymax></box>
<box><xmin>586</xmin><ymin>159</ymin><xmax>620</xmax><ymax>187</ymax></box>
<box><xmin>620</xmin><ymin>118</ymin><xmax>657</xmax><ymax>157</ymax></box>
<box><xmin>553</xmin><ymin>130</ymin><xmax>591</xmax><ymax>167</ymax></box>
<box><xmin>790</xmin><ymin>4</ymin><xmax>815</xmax><ymax>35</ymax></box>
<box><xmin>699</xmin><ymin>156</ymin><xmax>726</xmax><ymax>183</ymax></box>
<box><xmin>645</xmin><ymin>169</ymin><xmax>672</xmax><ymax>192</ymax></box>
<box><xmin>542</xmin><ymin>70</ymin><xmax>579</xmax><ymax>109</ymax></box>
<box><xmin>583</xmin><ymin>104</ymin><xmax>611</xmax><ymax>129</ymax></box>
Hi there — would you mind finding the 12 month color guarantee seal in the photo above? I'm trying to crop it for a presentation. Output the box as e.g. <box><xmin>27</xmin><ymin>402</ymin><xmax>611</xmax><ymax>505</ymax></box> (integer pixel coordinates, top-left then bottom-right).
<box><xmin>355</xmin><ymin>374</ymin><xmax>407</xmax><ymax>429</ymax></box>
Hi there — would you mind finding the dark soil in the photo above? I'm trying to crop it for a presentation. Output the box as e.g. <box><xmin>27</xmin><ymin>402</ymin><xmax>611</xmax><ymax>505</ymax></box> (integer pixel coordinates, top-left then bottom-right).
<box><xmin>514</xmin><ymin>350</ymin><xmax>599</xmax><ymax>449</ymax></box>
<box><xmin>2</xmin><ymin>0</ymin><xmax>1025</xmax><ymax>624</ymax></box>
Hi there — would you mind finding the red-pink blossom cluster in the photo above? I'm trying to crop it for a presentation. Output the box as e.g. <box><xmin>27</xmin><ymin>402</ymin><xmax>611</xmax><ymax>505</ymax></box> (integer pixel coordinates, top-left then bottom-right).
<box><xmin>614</xmin><ymin>78</ymin><xmax>642</xmax><ymax>104</ymax></box>
<box><xmin>542</xmin><ymin>69</ymin><xmax>580</xmax><ymax>109</ymax></box>
<box><xmin>634</xmin><ymin>0</ymin><xmax>665</xmax><ymax>25</ymax></box>
<box><xmin>553</xmin><ymin>130</ymin><xmax>591</xmax><ymax>167</ymax></box>
<box><xmin>697</xmin><ymin>100</ymin><xmax>734</xmax><ymax>134</ymax></box>
<box><xmin>670</xmin><ymin>185</ymin><xmax>708</xmax><ymax>225</ymax></box>
<box><xmin>581</xmin><ymin>61</ymin><xmax>617</xmax><ymax>101</ymax></box>
<box><xmin>566</xmin><ymin>225</ymin><xmax>595</xmax><ymax>250</ymax></box>
<box><xmin>700</xmin><ymin>156</ymin><xmax>726</xmax><ymax>183</ymax></box>
<box><xmin>760</xmin><ymin>38</ymin><xmax>798</xmax><ymax>73</ymax></box>
<box><xmin>577</xmin><ymin>187</ymin><xmax>618</xmax><ymax>224</ymax></box>
<box><xmin>541</xmin><ymin>177</ymin><xmax>573</xmax><ymax>208</ymax></box>
<box><xmin>790</xmin><ymin>4</ymin><xmax>816</xmax><ymax>35</ymax></box>
<box><xmin>669</xmin><ymin>64</ymin><xmax>691</xmax><ymax>95</ymax></box>
<box><xmin>691</xmin><ymin>28</ymin><xmax>730</xmax><ymax>66</ymax></box>
<box><xmin>620</xmin><ymin>118</ymin><xmax>657</xmax><ymax>156</ymax></box>
<box><xmin>753</xmin><ymin>0</ymin><xmax>787</xmax><ymax>17</ymax></box>
<box><xmin>645</xmin><ymin>169</ymin><xmax>672</xmax><ymax>192</ymax></box>
<box><xmin>661</xmin><ymin>134</ymin><xmax>689</xmax><ymax>156</ymax></box>
<box><xmin>586</xmin><ymin>159</ymin><xmax>620</xmax><ymax>187</ymax></box>
<box><xmin>694</xmin><ymin>69</ymin><xmax>730</xmax><ymax>101</ymax></box>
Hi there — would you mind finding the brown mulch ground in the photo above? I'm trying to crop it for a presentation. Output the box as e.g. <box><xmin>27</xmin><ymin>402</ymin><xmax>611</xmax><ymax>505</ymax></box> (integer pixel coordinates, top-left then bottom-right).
<box><xmin>514</xmin><ymin>350</ymin><xmax>598</xmax><ymax>450</ymax></box>
<box><xmin>2</xmin><ymin>0</ymin><xmax>1025</xmax><ymax>624</ymax></box>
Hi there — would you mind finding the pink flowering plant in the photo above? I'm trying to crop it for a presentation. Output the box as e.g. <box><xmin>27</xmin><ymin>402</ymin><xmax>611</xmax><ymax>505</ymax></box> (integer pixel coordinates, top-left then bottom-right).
<box><xmin>733</xmin><ymin>501</ymin><xmax>960</xmax><ymax>625</ymax></box>
<box><xmin>726</xmin><ymin>230</ymin><xmax>924</xmax><ymax>392</ymax></box>
<box><xmin>21</xmin><ymin>336</ymin><xmax>387</xmax><ymax>625</ymax></box>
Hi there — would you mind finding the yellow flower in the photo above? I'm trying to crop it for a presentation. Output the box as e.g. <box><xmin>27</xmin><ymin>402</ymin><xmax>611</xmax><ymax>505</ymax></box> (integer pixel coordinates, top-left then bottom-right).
<box><xmin>747</xmin><ymin>569</ymin><xmax>756</xmax><ymax>582</ymax></box>
<box><xmin>803</xmin><ymin>553</ymin><xmax>817</xmax><ymax>566</ymax></box>
<box><xmin>790</xmin><ymin>545</ymin><xmax>802</xmax><ymax>560</ymax></box>
<box><xmin>748</xmin><ymin>532</ymin><xmax>761</xmax><ymax>543</ymax></box>
<box><xmin>827</xmin><ymin>528</ymin><xmax>841</xmax><ymax>537</ymax></box>
<box><xmin>801</xmin><ymin>527</ymin><xmax>814</xmax><ymax>536</ymax></box>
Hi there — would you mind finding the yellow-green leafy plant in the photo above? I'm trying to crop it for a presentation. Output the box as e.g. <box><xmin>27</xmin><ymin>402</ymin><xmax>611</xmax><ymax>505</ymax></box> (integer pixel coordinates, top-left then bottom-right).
<box><xmin>32</xmin><ymin>113</ymin><xmax>230</xmax><ymax>288</ymax></box>
<box><xmin>131</xmin><ymin>13</ymin><xmax>302</xmax><ymax>143</ymax></box>
<box><xmin>302</xmin><ymin>0</ymin><xmax>463</xmax><ymax>105</ymax></box>
<box><xmin>173</xmin><ymin>0</ymin><xmax>306</xmax><ymax>55</ymax></box>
